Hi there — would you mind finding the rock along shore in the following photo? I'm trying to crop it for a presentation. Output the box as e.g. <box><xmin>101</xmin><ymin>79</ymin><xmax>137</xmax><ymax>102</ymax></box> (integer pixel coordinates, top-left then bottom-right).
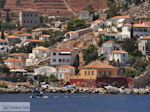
<box><xmin>0</xmin><ymin>86</ymin><xmax>150</xmax><ymax>95</ymax></box>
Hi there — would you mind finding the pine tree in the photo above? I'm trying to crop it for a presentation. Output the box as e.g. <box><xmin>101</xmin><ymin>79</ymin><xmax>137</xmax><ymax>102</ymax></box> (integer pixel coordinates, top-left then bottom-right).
<box><xmin>1</xmin><ymin>30</ymin><xmax>5</xmax><ymax>39</ymax></box>
<box><xmin>6</xmin><ymin>10</ymin><xmax>10</xmax><ymax>22</ymax></box>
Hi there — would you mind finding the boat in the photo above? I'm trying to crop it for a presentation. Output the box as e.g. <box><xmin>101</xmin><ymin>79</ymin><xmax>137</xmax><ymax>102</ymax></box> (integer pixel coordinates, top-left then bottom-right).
<box><xmin>30</xmin><ymin>90</ymin><xmax>48</xmax><ymax>99</ymax></box>
<box><xmin>30</xmin><ymin>95</ymin><xmax>48</xmax><ymax>99</ymax></box>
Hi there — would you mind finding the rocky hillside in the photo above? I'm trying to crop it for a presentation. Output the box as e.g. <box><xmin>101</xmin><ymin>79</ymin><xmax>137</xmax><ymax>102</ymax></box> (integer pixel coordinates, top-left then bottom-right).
<box><xmin>1</xmin><ymin>0</ymin><xmax>107</xmax><ymax>20</ymax></box>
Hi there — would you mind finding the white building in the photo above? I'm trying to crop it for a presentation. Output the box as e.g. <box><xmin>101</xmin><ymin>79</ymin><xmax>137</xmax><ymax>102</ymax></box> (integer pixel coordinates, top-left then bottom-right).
<box><xmin>19</xmin><ymin>9</ymin><xmax>40</xmax><ymax>27</ymax></box>
<box><xmin>120</xmin><ymin>24</ymin><xmax>132</xmax><ymax>40</ymax></box>
<box><xmin>32</xmin><ymin>28</ymin><xmax>47</xmax><ymax>38</ymax></box>
<box><xmin>0</xmin><ymin>39</ymin><xmax>9</xmax><ymax>53</ymax></box>
<box><xmin>98</xmin><ymin>40</ymin><xmax>115</xmax><ymax>56</ymax></box>
<box><xmin>91</xmin><ymin>20</ymin><xmax>104</xmax><ymax>32</ymax></box>
<box><xmin>26</xmin><ymin>46</ymin><xmax>49</xmax><ymax>66</ymax></box>
<box><xmin>4</xmin><ymin>58</ymin><xmax>24</xmax><ymax>67</ymax></box>
<box><xmin>39</xmin><ymin>35</ymin><xmax>50</xmax><ymax>41</ymax></box>
<box><xmin>65</xmin><ymin>31</ymin><xmax>79</xmax><ymax>40</ymax></box>
<box><xmin>133</xmin><ymin>24</ymin><xmax>150</xmax><ymax>37</ymax></box>
<box><xmin>109</xmin><ymin>50</ymin><xmax>129</xmax><ymax>64</ymax></box>
<box><xmin>79</xmin><ymin>10</ymin><xmax>93</xmax><ymax>22</ymax></box>
<box><xmin>34</xmin><ymin>66</ymin><xmax>57</xmax><ymax>76</ymax></box>
<box><xmin>19</xmin><ymin>33</ymin><xmax>32</xmax><ymax>41</ymax></box>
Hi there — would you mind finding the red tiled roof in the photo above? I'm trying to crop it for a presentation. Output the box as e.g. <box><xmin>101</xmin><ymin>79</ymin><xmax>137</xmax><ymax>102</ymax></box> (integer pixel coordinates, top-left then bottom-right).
<box><xmin>33</xmin><ymin>46</ymin><xmax>48</xmax><ymax>50</ymax></box>
<box><xmin>4</xmin><ymin>58</ymin><xmax>22</xmax><ymax>62</ymax></box>
<box><xmin>111</xmin><ymin>50</ymin><xmax>128</xmax><ymax>54</ymax></box>
<box><xmin>7</xmin><ymin>65</ymin><xmax>22</xmax><ymax>69</ymax></box>
<box><xmin>123</xmin><ymin>23</ymin><xmax>132</xmax><ymax>26</ymax></box>
<box><xmin>7</xmin><ymin>35</ymin><xmax>18</xmax><ymax>38</ymax></box>
<box><xmin>141</xmin><ymin>36</ymin><xmax>150</xmax><ymax>39</ymax></box>
<box><xmin>40</xmin><ymin>35</ymin><xmax>50</xmax><ymax>37</ymax></box>
<box><xmin>66</xmin><ymin>31</ymin><xmax>78</xmax><ymax>35</ymax></box>
<box><xmin>57</xmin><ymin>65</ymin><xmax>75</xmax><ymax>68</ymax></box>
<box><xmin>51</xmin><ymin>48</ymin><xmax>76</xmax><ymax>52</ymax></box>
<box><xmin>133</xmin><ymin>24</ymin><xmax>149</xmax><ymax>28</ymax></box>
<box><xmin>8</xmin><ymin>53</ymin><xmax>28</xmax><ymax>57</ymax></box>
<box><xmin>83</xmin><ymin>61</ymin><xmax>119</xmax><ymax>69</ymax></box>
<box><xmin>29</xmin><ymin>39</ymin><xmax>44</xmax><ymax>42</ymax></box>
<box><xmin>93</xmin><ymin>20</ymin><xmax>104</xmax><ymax>23</ymax></box>
<box><xmin>20</xmin><ymin>33</ymin><xmax>32</xmax><ymax>36</ymax></box>
<box><xmin>111</xmin><ymin>16</ymin><xmax>131</xmax><ymax>19</ymax></box>
<box><xmin>105</xmin><ymin>40</ymin><xmax>114</xmax><ymax>43</ymax></box>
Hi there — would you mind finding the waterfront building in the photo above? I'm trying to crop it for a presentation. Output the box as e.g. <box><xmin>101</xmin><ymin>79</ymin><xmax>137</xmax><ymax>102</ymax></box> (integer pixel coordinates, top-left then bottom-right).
<box><xmin>50</xmin><ymin>48</ymin><xmax>79</xmax><ymax>67</ymax></box>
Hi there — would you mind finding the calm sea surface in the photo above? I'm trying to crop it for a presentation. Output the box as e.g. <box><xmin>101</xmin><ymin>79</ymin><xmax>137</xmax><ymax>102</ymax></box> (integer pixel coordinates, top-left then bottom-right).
<box><xmin>0</xmin><ymin>93</ymin><xmax>150</xmax><ymax>112</ymax></box>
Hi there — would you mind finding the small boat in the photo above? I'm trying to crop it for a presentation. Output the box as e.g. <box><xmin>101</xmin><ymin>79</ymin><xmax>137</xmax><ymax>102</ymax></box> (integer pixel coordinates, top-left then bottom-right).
<box><xmin>30</xmin><ymin>95</ymin><xmax>48</xmax><ymax>99</ymax></box>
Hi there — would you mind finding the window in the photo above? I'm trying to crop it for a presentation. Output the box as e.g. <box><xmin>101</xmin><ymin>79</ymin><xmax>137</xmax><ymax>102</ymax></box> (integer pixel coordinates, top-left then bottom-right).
<box><xmin>100</xmin><ymin>71</ymin><xmax>102</xmax><ymax>77</ymax></box>
<box><xmin>85</xmin><ymin>71</ymin><xmax>87</xmax><ymax>75</ymax></box>
<box><xmin>60</xmin><ymin>74</ymin><xmax>62</xmax><ymax>78</ymax></box>
<box><xmin>30</xmin><ymin>14</ymin><xmax>32</xmax><ymax>16</ymax></box>
<box><xmin>67</xmin><ymin>59</ymin><xmax>69</xmax><ymax>62</ymax></box>
<box><xmin>88</xmin><ymin>71</ymin><xmax>90</xmax><ymax>75</ymax></box>
<box><xmin>143</xmin><ymin>46</ymin><xmax>144</xmax><ymax>51</ymax></box>
<box><xmin>24</xmin><ymin>20</ymin><xmax>26</xmax><ymax>23</ymax></box>
<box><xmin>109</xmin><ymin>71</ymin><xmax>111</xmax><ymax>76</ymax></box>
<box><xmin>23</xmin><ymin>14</ymin><xmax>25</xmax><ymax>16</ymax></box>
<box><xmin>92</xmin><ymin>71</ymin><xmax>94</xmax><ymax>75</ymax></box>
<box><xmin>104</xmin><ymin>71</ymin><xmax>106</xmax><ymax>77</ymax></box>
<box><xmin>53</xmin><ymin>52</ymin><xmax>56</xmax><ymax>55</ymax></box>
<box><xmin>31</xmin><ymin>21</ymin><xmax>32</xmax><ymax>23</ymax></box>
<box><xmin>59</xmin><ymin>59</ymin><xmax>62</xmax><ymax>62</ymax></box>
<box><xmin>63</xmin><ymin>59</ymin><xmax>65</xmax><ymax>62</ymax></box>
<box><xmin>53</xmin><ymin>59</ymin><xmax>56</xmax><ymax>62</ymax></box>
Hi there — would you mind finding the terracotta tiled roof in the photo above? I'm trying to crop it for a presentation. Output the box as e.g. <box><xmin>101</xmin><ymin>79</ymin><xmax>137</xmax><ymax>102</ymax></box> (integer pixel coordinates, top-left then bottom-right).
<box><xmin>32</xmin><ymin>28</ymin><xmax>47</xmax><ymax>32</ymax></box>
<box><xmin>33</xmin><ymin>46</ymin><xmax>48</xmax><ymax>50</ymax></box>
<box><xmin>29</xmin><ymin>39</ymin><xmax>44</xmax><ymax>42</ymax></box>
<box><xmin>51</xmin><ymin>48</ymin><xmax>76</xmax><ymax>52</ymax></box>
<box><xmin>105</xmin><ymin>40</ymin><xmax>114</xmax><ymax>43</ymax></box>
<box><xmin>57</xmin><ymin>65</ymin><xmax>75</xmax><ymax>68</ymax></box>
<box><xmin>83</xmin><ymin>61</ymin><xmax>119</xmax><ymax>69</ymax></box>
<box><xmin>7</xmin><ymin>35</ymin><xmax>18</xmax><ymax>38</ymax></box>
<box><xmin>93</xmin><ymin>20</ymin><xmax>104</xmax><ymax>23</ymax></box>
<box><xmin>133</xmin><ymin>24</ymin><xmax>149</xmax><ymax>28</ymax></box>
<box><xmin>0</xmin><ymin>39</ymin><xmax>7</xmax><ymax>42</ymax></box>
<box><xmin>111</xmin><ymin>16</ymin><xmax>131</xmax><ymax>19</ymax></box>
<box><xmin>20</xmin><ymin>33</ymin><xmax>32</xmax><ymax>36</ymax></box>
<box><xmin>7</xmin><ymin>65</ymin><xmax>22</xmax><ymax>69</ymax></box>
<box><xmin>66</xmin><ymin>31</ymin><xmax>78</xmax><ymax>35</ymax></box>
<box><xmin>4</xmin><ymin>58</ymin><xmax>22</xmax><ymax>62</ymax></box>
<box><xmin>40</xmin><ymin>35</ymin><xmax>50</xmax><ymax>37</ymax></box>
<box><xmin>111</xmin><ymin>50</ymin><xmax>128</xmax><ymax>54</ymax></box>
<box><xmin>23</xmin><ymin>8</ymin><xmax>38</xmax><ymax>12</ymax></box>
<box><xmin>141</xmin><ymin>36</ymin><xmax>150</xmax><ymax>39</ymax></box>
<box><xmin>80</xmin><ymin>10</ymin><xmax>89</xmax><ymax>13</ymax></box>
<box><xmin>123</xmin><ymin>23</ymin><xmax>132</xmax><ymax>26</ymax></box>
<box><xmin>8</xmin><ymin>53</ymin><xmax>28</xmax><ymax>57</ymax></box>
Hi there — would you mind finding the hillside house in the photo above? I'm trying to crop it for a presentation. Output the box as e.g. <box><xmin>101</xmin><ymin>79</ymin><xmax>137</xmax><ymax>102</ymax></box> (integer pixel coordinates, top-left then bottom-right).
<box><xmin>98</xmin><ymin>40</ymin><xmax>115</xmax><ymax>56</ymax></box>
<box><xmin>39</xmin><ymin>35</ymin><xmax>50</xmax><ymax>41</ymax></box>
<box><xmin>138</xmin><ymin>36</ymin><xmax>150</xmax><ymax>57</ymax></box>
<box><xmin>133</xmin><ymin>24</ymin><xmax>150</xmax><ymax>37</ymax></box>
<box><xmin>7</xmin><ymin>35</ymin><xmax>20</xmax><ymax>46</ymax></box>
<box><xmin>120</xmin><ymin>24</ymin><xmax>132</xmax><ymax>40</ymax></box>
<box><xmin>32</xmin><ymin>28</ymin><xmax>47</xmax><ymax>38</ymax></box>
<box><xmin>19</xmin><ymin>9</ymin><xmax>40</xmax><ymax>27</ymax></box>
<box><xmin>91</xmin><ymin>20</ymin><xmax>104</xmax><ymax>32</ymax></box>
<box><xmin>0</xmin><ymin>39</ymin><xmax>9</xmax><ymax>53</ymax></box>
<box><xmin>19</xmin><ymin>33</ymin><xmax>32</xmax><ymax>41</ymax></box>
<box><xmin>79</xmin><ymin>10</ymin><xmax>93</xmax><ymax>22</ymax></box>
<box><xmin>50</xmin><ymin>48</ymin><xmax>79</xmax><ymax>66</ymax></box>
<box><xmin>109</xmin><ymin>50</ymin><xmax>129</xmax><ymax>64</ymax></box>
<box><xmin>26</xmin><ymin>46</ymin><xmax>49</xmax><ymax>66</ymax></box>
<box><xmin>29</xmin><ymin>39</ymin><xmax>44</xmax><ymax>47</ymax></box>
<box><xmin>65</xmin><ymin>31</ymin><xmax>79</xmax><ymax>40</ymax></box>
<box><xmin>4</xmin><ymin>58</ymin><xmax>24</xmax><ymax>67</ymax></box>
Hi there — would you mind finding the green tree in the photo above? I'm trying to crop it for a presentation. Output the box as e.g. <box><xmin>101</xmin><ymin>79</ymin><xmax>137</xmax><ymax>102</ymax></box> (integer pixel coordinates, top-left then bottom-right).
<box><xmin>0</xmin><ymin>0</ymin><xmax>6</xmax><ymax>9</ymax></box>
<box><xmin>6</xmin><ymin>10</ymin><xmax>10</xmax><ymax>22</ymax></box>
<box><xmin>1</xmin><ymin>29</ymin><xmax>4</xmax><ymax>39</ymax></box>
<box><xmin>36</xmin><ymin>74</ymin><xmax>47</xmax><ymax>82</ymax></box>
<box><xmin>67</xmin><ymin>17</ymin><xmax>89</xmax><ymax>31</ymax></box>
<box><xmin>49</xmin><ymin>75</ymin><xmax>59</xmax><ymax>82</ymax></box>
<box><xmin>121</xmin><ymin>69</ymin><xmax>136</xmax><ymax>78</ymax></box>
<box><xmin>82</xmin><ymin>45</ymin><xmax>98</xmax><ymax>65</ymax></box>
<box><xmin>0</xmin><ymin>64</ymin><xmax>10</xmax><ymax>74</ymax></box>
